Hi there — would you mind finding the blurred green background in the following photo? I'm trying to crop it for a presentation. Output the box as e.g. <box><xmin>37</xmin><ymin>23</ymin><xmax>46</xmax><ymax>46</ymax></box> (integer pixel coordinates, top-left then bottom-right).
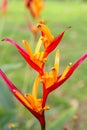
<box><xmin>0</xmin><ymin>0</ymin><xmax>87</xmax><ymax>130</ymax></box>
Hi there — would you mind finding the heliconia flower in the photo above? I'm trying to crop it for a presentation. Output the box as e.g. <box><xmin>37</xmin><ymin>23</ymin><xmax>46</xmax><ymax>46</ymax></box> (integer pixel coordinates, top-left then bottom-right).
<box><xmin>0</xmin><ymin>69</ymin><xmax>49</xmax><ymax>129</ymax></box>
<box><xmin>23</xmin><ymin>39</ymin><xmax>47</xmax><ymax>70</ymax></box>
<box><xmin>2</xmin><ymin>38</ymin><xmax>45</xmax><ymax>75</ymax></box>
<box><xmin>40</xmin><ymin>50</ymin><xmax>60</xmax><ymax>88</ymax></box>
<box><xmin>49</xmin><ymin>53</ymin><xmax>87</xmax><ymax>92</ymax></box>
<box><xmin>41</xmin><ymin>53</ymin><xmax>87</xmax><ymax>106</ymax></box>
<box><xmin>1</xmin><ymin>17</ymin><xmax>87</xmax><ymax>129</ymax></box>
<box><xmin>36</xmin><ymin>23</ymin><xmax>71</xmax><ymax>57</ymax></box>
<box><xmin>0</xmin><ymin>0</ymin><xmax>8</xmax><ymax>15</ymax></box>
<box><xmin>24</xmin><ymin>0</ymin><xmax>44</xmax><ymax>18</ymax></box>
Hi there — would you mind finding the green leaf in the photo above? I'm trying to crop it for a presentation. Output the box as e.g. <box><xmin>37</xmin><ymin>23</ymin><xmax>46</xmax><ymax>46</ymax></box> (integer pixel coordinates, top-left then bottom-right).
<box><xmin>47</xmin><ymin>105</ymin><xmax>77</xmax><ymax>130</ymax></box>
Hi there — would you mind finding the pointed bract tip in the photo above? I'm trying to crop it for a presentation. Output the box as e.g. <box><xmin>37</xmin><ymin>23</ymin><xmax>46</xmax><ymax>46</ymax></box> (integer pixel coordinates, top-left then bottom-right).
<box><xmin>69</xmin><ymin>62</ymin><xmax>72</xmax><ymax>66</ymax></box>
<box><xmin>22</xmin><ymin>40</ymin><xmax>26</xmax><ymax>44</ymax></box>
<box><xmin>1</xmin><ymin>38</ymin><xmax>5</xmax><ymax>41</ymax></box>
<box><xmin>1</xmin><ymin>38</ymin><xmax>9</xmax><ymax>42</ymax></box>
<box><xmin>64</xmin><ymin>26</ymin><xmax>71</xmax><ymax>32</ymax></box>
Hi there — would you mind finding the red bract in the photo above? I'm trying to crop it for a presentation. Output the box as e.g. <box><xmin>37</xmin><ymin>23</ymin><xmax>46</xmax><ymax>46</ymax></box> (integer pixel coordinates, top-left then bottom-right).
<box><xmin>36</xmin><ymin>24</ymin><xmax>71</xmax><ymax>58</ymax></box>
<box><xmin>2</xmin><ymin>38</ymin><xmax>44</xmax><ymax>75</ymax></box>
<box><xmin>40</xmin><ymin>53</ymin><xmax>87</xmax><ymax>106</ymax></box>
<box><xmin>0</xmin><ymin>69</ymin><xmax>47</xmax><ymax>130</ymax></box>
<box><xmin>44</xmin><ymin>26</ymin><xmax>71</xmax><ymax>57</ymax></box>
<box><xmin>47</xmin><ymin>53</ymin><xmax>87</xmax><ymax>93</ymax></box>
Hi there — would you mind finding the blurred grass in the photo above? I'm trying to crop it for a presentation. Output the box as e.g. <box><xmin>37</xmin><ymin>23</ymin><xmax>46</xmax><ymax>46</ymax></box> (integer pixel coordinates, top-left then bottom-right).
<box><xmin>0</xmin><ymin>1</ymin><xmax>87</xmax><ymax>130</ymax></box>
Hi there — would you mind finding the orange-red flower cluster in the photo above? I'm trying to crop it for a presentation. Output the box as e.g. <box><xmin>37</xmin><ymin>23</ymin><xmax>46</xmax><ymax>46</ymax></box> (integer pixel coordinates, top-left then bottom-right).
<box><xmin>0</xmin><ymin>23</ymin><xmax>87</xmax><ymax>130</ymax></box>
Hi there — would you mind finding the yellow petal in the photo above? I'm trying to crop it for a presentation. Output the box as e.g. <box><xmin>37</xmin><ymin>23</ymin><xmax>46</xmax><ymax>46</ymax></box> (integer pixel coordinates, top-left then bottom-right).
<box><xmin>32</xmin><ymin>75</ymin><xmax>40</xmax><ymax>99</ymax></box>
<box><xmin>13</xmin><ymin>89</ymin><xmax>32</xmax><ymax>109</ymax></box>
<box><xmin>43</xmin><ymin>106</ymin><xmax>50</xmax><ymax>110</ymax></box>
<box><xmin>59</xmin><ymin>62</ymin><xmax>72</xmax><ymax>81</ymax></box>
<box><xmin>25</xmin><ymin>94</ymin><xmax>36</xmax><ymax>109</ymax></box>
<box><xmin>23</xmin><ymin>40</ymin><xmax>33</xmax><ymax>58</ymax></box>
<box><xmin>35</xmin><ymin>36</ymin><xmax>42</xmax><ymax>54</ymax></box>
<box><xmin>39</xmin><ymin>52</ymin><xmax>44</xmax><ymax>61</ymax></box>
<box><xmin>37</xmin><ymin>24</ymin><xmax>54</xmax><ymax>43</ymax></box>
<box><xmin>54</xmin><ymin>50</ymin><xmax>60</xmax><ymax>75</ymax></box>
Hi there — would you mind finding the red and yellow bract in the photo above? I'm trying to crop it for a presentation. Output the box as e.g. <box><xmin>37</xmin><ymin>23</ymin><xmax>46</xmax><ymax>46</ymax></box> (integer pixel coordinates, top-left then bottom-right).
<box><xmin>0</xmin><ymin>23</ymin><xmax>87</xmax><ymax>130</ymax></box>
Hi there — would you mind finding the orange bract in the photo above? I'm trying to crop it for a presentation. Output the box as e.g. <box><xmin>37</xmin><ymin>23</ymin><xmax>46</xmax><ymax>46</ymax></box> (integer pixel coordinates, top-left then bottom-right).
<box><xmin>40</xmin><ymin>51</ymin><xmax>59</xmax><ymax>88</ymax></box>
<box><xmin>24</xmin><ymin>0</ymin><xmax>44</xmax><ymax>18</ymax></box>
<box><xmin>37</xmin><ymin>24</ymin><xmax>54</xmax><ymax>49</ymax></box>
<box><xmin>25</xmin><ymin>94</ymin><xmax>49</xmax><ymax>114</ymax></box>
<box><xmin>23</xmin><ymin>39</ymin><xmax>46</xmax><ymax>68</ymax></box>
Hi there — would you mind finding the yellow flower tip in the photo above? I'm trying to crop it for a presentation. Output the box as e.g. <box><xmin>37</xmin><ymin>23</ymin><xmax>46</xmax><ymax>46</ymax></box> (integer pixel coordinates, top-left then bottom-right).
<box><xmin>25</xmin><ymin>93</ymin><xmax>29</xmax><ymax>97</ymax></box>
<box><xmin>44</xmin><ymin>58</ymin><xmax>47</xmax><ymax>62</ymax></box>
<box><xmin>36</xmin><ymin>23</ymin><xmax>54</xmax><ymax>46</ymax></box>
<box><xmin>69</xmin><ymin>62</ymin><xmax>72</xmax><ymax>66</ymax></box>
<box><xmin>43</xmin><ymin>106</ymin><xmax>50</xmax><ymax>111</ymax></box>
<box><xmin>51</xmin><ymin>67</ymin><xmax>56</xmax><ymax>71</ymax></box>
<box><xmin>22</xmin><ymin>40</ymin><xmax>33</xmax><ymax>57</ymax></box>
<box><xmin>59</xmin><ymin>62</ymin><xmax>72</xmax><ymax>81</ymax></box>
<box><xmin>40</xmin><ymin>75</ymin><xmax>45</xmax><ymax>82</ymax></box>
<box><xmin>23</xmin><ymin>40</ymin><xmax>29</xmax><ymax>46</ymax></box>
<box><xmin>8</xmin><ymin>123</ymin><xmax>15</xmax><ymax>129</ymax></box>
<box><xmin>37</xmin><ymin>23</ymin><xmax>42</xmax><ymax>29</ymax></box>
<box><xmin>22</xmin><ymin>40</ymin><xmax>26</xmax><ymax>44</ymax></box>
<box><xmin>32</xmin><ymin>27</ymin><xmax>39</xmax><ymax>33</ymax></box>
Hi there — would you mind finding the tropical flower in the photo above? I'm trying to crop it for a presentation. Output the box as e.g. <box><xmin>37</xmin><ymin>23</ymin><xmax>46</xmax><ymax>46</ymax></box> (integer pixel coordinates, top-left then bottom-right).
<box><xmin>0</xmin><ymin>22</ymin><xmax>87</xmax><ymax>130</ymax></box>
<box><xmin>0</xmin><ymin>53</ymin><xmax>87</xmax><ymax>129</ymax></box>
<box><xmin>0</xmin><ymin>69</ymin><xmax>49</xmax><ymax>129</ymax></box>
<box><xmin>36</xmin><ymin>23</ymin><xmax>71</xmax><ymax>57</ymax></box>
<box><xmin>2</xmin><ymin>38</ymin><xmax>44</xmax><ymax>75</ymax></box>
<box><xmin>42</xmin><ymin>53</ymin><xmax>87</xmax><ymax>105</ymax></box>
<box><xmin>24</xmin><ymin>0</ymin><xmax>44</xmax><ymax>18</ymax></box>
<box><xmin>1</xmin><ymin>24</ymin><xmax>70</xmax><ymax>75</ymax></box>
